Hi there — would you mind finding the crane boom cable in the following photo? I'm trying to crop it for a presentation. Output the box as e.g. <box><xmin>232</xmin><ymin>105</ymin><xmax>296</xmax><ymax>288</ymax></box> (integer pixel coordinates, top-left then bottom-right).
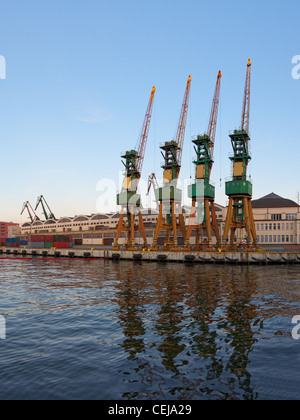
<box><xmin>137</xmin><ymin>86</ymin><xmax>156</xmax><ymax>174</ymax></box>
<box><xmin>176</xmin><ymin>75</ymin><xmax>192</xmax><ymax>167</ymax></box>
<box><xmin>241</xmin><ymin>58</ymin><xmax>251</xmax><ymax>133</ymax></box>
<box><xmin>207</xmin><ymin>70</ymin><xmax>222</xmax><ymax>159</ymax></box>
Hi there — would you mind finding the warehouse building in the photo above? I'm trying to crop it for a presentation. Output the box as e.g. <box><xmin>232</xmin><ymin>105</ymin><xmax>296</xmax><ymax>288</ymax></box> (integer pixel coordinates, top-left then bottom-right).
<box><xmin>19</xmin><ymin>193</ymin><xmax>300</xmax><ymax>248</ymax></box>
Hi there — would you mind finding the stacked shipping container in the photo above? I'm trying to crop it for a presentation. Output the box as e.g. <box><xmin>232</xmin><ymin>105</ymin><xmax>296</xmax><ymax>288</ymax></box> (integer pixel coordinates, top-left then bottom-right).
<box><xmin>3</xmin><ymin>235</ymin><xmax>74</xmax><ymax>249</ymax></box>
<box><xmin>5</xmin><ymin>238</ymin><xmax>20</xmax><ymax>247</ymax></box>
<box><xmin>27</xmin><ymin>235</ymin><xmax>73</xmax><ymax>249</ymax></box>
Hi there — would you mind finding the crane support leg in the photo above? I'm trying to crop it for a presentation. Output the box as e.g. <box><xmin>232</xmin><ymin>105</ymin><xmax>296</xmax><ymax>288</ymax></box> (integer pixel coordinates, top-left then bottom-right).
<box><xmin>171</xmin><ymin>201</ymin><xmax>178</xmax><ymax>249</ymax></box>
<box><xmin>178</xmin><ymin>203</ymin><xmax>186</xmax><ymax>241</ymax></box>
<box><xmin>112</xmin><ymin>207</ymin><xmax>124</xmax><ymax>250</ymax></box>
<box><xmin>222</xmin><ymin>197</ymin><xmax>233</xmax><ymax>245</ymax></box>
<box><xmin>151</xmin><ymin>202</ymin><xmax>163</xmax><ymax>251</ymax></box>
<box><xmin>138</xmin><ymin>209</ymin><xmax>148</xmax><ymax>249</ymax></box>
<box><xmin>185</xmin><ymin>198</ymin><xmax>196</xmax><ymax>245</ymax></box>
<box><xmin>222</xmin><ymin>195</ymin><xmax>257</xmax><ymax>251</ymax></box>
<box><xmin>210</xmin><ymin>199</ymin><xmax>221</xmax><ymax>248</ymax></box>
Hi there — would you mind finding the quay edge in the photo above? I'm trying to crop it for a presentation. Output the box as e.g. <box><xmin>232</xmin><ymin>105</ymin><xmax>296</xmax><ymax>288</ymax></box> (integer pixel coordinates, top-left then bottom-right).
<box><xmin>1</xmin><ymin>247</ymin><xmax>300</xmax><ymax>264</ymax></box>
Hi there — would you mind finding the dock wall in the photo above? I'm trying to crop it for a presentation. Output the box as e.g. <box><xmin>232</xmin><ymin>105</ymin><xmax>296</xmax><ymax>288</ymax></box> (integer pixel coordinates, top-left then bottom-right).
<box><xmin>1</xmin><ymin>247</ymin><xmax>300</xmax><ymax>264</ymax></box>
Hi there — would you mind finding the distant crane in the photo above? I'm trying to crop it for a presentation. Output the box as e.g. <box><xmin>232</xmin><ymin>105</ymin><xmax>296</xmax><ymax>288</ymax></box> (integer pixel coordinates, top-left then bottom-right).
<box><xmin>222</xmin><ymin>58</ymin><xmax>257</xmax><ymax>250</ymax></box>
<box><xmin>151</xmin><ymin>75</ymin><xmax>192</xmax><ymax>251</ymax></box>
<box><xmin>146</xmin><ymin>173</ymin><xmax>159</xmax><ymax>209</ymax></box>
<box><xmin>184</xmin><ymin>70</ymin><xmax>222</xmax><ymax>251</ymax></box>
<box><xmin>35</xmin><ymin>195</ymin><xmax>56</xmax><ymax>220</ymax></box>
<box><xmin>21</xmin><ymin>201</ymin><xmax>40</xmax><ymax>223</ymax></box>
<box><xmin>112</xmin><ymin>85</ymin><xmax>156</xmax><ymax>250</ymax></box>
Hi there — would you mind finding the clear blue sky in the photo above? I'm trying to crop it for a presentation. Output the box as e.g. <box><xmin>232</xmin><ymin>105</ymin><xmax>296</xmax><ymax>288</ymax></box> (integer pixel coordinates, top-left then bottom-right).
<box><xmin>0</xmin><ymin>0</ymin><xmax>299</xmax><ymax>223</ymax></box>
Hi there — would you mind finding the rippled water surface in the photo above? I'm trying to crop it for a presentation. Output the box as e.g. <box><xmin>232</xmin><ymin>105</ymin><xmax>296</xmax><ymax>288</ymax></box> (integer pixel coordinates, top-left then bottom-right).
<box><xmin>0</xmin><ymin>257</ymin><xmax>300</xmax><ymax>400</ymax></box>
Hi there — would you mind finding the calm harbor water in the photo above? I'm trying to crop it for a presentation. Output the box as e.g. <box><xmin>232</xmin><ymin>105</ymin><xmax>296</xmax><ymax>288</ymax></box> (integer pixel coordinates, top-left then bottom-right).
<box><xmin>0</xmin><ymin>256</ymin><xmax>300</xmax><ymax>400</ymax></box>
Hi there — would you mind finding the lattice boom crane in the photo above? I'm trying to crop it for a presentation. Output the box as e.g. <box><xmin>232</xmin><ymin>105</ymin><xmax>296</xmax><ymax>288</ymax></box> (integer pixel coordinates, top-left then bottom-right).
<box><xmin>21</xmin><ymin>201</ymin><xmax>40</xmax><ymax>223</ymax></box>
<box><xmin>185</xmin><ymin>70</ymin><xmax>222</xmax><ymax>251</ymax></box>
<box><xmin>241</xmin><ymin>58</ymin><xmax>251</xmax><ymax>134</ymax></box>
<box><xmin>222</xmin><ymin>58</ymin><xmax>257</xmax><ymax>250</ymax></box>
<box><xmin>151</xmin><ymin>75</ymin><xmax>192</xmax><ymax>251</ymax></box>
<box><xmin>113</xmin><ymin>85</ymin><xmax>156</xmax><ymax>251</ymax></box>
<box><xmin>176</xmin><ymin>75</ymin><xmax>192</xmax><ymax>169</ymax></box>
<box><xmin>137</xmin><ymin>86</ymin><xmax>156</xmax><ymax>174</ymax></box>
<box><xmin>35</xmin><ymin>195</ymin><xmax>56</xmax><ymax>220</ymax></box>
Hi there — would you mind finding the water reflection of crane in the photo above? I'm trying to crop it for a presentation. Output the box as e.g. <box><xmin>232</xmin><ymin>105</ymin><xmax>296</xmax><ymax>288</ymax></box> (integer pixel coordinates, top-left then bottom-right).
<box><xmin>111</xmin><ymin>261</ymin><xmax>261</xmax><ymax>399</ymax></box>
<box><xmin>221</xmin><ymin>267</ymin><xmax>260</xmax><ymax>399</ymax></box>
<box><xmin>154</xmin><ymin>268</ymin><xmax>186</xmax><ymax>375</ymax></box>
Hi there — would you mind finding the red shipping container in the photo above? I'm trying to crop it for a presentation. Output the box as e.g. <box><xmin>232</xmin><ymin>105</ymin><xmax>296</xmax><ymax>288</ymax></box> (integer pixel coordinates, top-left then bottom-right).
<box><xmin>53</xmin><ymin>242</ymin><xmax>70</xmax><ymax>249</ymax></box>
<box><xmin>44</xmin><ymin>235</ymin><xmax>54</xmax><ymax>242</ymax></box>
<box><xmin>29</xmin><ymin>235</ymin><xmax>45</xmax><ymax>242</ymax></box>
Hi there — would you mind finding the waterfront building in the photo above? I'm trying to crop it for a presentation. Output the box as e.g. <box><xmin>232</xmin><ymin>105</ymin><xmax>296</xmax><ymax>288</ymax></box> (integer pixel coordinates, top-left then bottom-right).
<box><xmin>19</xmin><ymin>193</ymin><xmax>300</xmax><ymax>248</ymax></box>
<box><xmin>0</xmin><ymin>222</ymin><xmax>19</xmax><ymax>245</ymax></box>
<box><xmin>251</xmin><ymin>193</ymin><xmax>300</xmax><ymax>248</ymax></box>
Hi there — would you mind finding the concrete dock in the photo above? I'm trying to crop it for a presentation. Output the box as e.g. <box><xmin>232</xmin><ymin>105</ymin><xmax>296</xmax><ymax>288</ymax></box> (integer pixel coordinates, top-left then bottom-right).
<box><xmin>1</xmin><ymin>247</ymin><xmax>300</xmax><ymax>264</ymax></box>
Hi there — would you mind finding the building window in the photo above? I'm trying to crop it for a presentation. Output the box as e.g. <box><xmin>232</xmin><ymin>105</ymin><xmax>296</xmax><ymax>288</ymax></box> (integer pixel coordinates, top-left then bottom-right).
<box><xmin>271</xmin><ymin>214</ymin><xmax>282</xmax><ymax>220</ymax></box>
<box><xmin>286</xmin><ymin>214</ymin><xmax>296</xmax><ymax>220</ymax></box>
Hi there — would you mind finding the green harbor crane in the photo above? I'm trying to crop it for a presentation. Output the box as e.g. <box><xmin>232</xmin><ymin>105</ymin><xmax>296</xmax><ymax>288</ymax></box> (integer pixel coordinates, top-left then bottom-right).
<box><xmin>35</xmin><ymin>195</ymin><xmax>56</xmax><ymax>220</ymax></box>
<box><xmin>184</xmin><ymin>70</ymin><xmax>222</xmax><ymax>251</ymax></box>
<box><xmin>112</xmin><ymin>85</ymin><xmax>156</xmax><ymax>251</ymax></box>
<box><xmin>222</xmin><ymin>59</ymin><xmax>257</xmax><ymax>250</ymax></box>
<box><xmin>151</xmin><ymin>75</ymin><xmax>192</xmax><ymax>251</ymax></box>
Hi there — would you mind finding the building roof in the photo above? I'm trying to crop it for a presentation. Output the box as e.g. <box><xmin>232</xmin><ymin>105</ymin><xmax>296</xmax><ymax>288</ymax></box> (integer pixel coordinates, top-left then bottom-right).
<box><xmin>252</xmin><ymin>193</ymin><xmax>299</xmax><ymax>209</ymax></box>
